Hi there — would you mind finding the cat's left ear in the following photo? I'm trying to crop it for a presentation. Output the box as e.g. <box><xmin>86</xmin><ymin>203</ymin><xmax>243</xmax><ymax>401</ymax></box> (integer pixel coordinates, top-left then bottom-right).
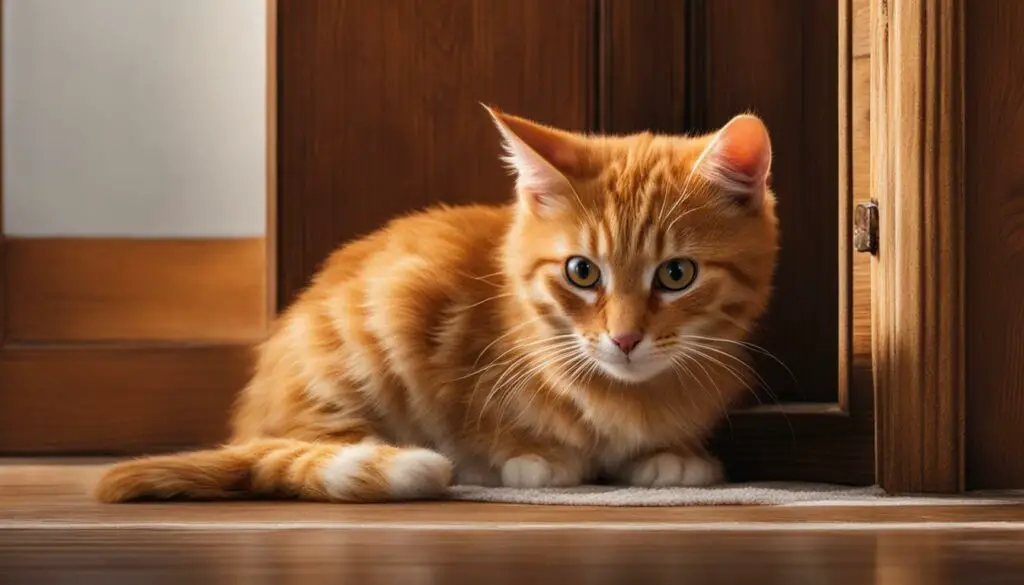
<box><xmin>694</xmin><ymin>114</ymin><xmax>773</xmax><ymax>210</ymax></box>
<box><xmin>483</xmin><ymin>105</ymin><xmax>589</xmax><ymax>217</ymax></box>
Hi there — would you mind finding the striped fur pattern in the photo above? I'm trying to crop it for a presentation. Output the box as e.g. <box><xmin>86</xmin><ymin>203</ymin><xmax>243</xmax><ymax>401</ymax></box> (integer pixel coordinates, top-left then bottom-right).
<box><xmin>94</xmin><ymin>109</ymin><xmax>779</xmax><ymax>503</ymax></box>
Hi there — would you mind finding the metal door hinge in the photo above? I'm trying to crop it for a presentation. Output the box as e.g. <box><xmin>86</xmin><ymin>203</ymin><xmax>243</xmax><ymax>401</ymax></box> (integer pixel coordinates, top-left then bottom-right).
<box><xmin>853</xmin><ymin>201</ymin><xmax>879</xmax><ymax>255</ymax></box>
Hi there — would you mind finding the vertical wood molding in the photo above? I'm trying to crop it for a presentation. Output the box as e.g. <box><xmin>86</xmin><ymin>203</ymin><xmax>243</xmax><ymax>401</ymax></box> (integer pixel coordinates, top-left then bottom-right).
<box><xmin>266</xmin><ymin>0</ymin><xmax>279</xmax><ymax>316</ymax></box>
<box><xmin>871</xmin><ymin>0</ymin><xmax>966</xmax><ymax>493</ymax></box>
<box><xmin>0</xmin><ymin>0</ymin><xmax>6</xmax><ymax>345</ymax></box>
<box><xmin>837</xmin><ymin>0</ymin><xmax>853</xmax><ymax>412</ymax></box>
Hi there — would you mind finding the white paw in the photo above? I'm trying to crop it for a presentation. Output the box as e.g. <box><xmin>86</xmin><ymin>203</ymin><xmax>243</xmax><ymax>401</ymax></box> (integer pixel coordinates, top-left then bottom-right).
<box><xmin>625</xmin><ymin>453</ymin><xmax>725</xmax><ymax>487</ymax></box>
<box><xmin>321</xmin><ymin>445</ymin><xmax>453</xmax><ymax>501</ymax></box>
<box><xmin>501</xmin><ymin>455</ymin><xmax>579</xmax><ymax>488</ymax></box>
<box><xmin>322</xmin><ymin>443</ymin><xmax>378</xmax><ymax>500</ymax></box>
<box><xmin>386</xmin><ymin>449</ymin><xmax>453</xmax><ymax>499</ymax></box>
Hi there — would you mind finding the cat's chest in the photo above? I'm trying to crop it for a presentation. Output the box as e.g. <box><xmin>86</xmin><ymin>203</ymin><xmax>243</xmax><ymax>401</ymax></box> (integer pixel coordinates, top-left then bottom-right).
<box><xmin>570</xmin><ymin>392</ymin><xmax>693</xmax><ymax>460</ymax></box>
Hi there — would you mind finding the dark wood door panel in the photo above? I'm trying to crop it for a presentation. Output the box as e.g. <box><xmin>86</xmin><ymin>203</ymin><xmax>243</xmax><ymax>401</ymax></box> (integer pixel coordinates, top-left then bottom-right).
<box><xmin>277</xmin><ymin>0</ymin><xmax>874</xmax><ymax>485</ymax></box>
<box><xmin>278</xmin><ymin>0</ymin><xmax>595</xmax><ymax>304</ymax></box>
<box><xmin>690</xmin><ymin>0</ymin><xmax>840</xmax><ymax>404</ymax></box>
<box><xmin>965</xmin><ymin>0</ymin><xmax>1024</xmax><ymax>489</ymax></box>
<box><xmin>598</xmin><ymin>0</ymin><xmax>688</xmax><ymax>135</ymax></box>
<box><xmin>279</xmin><ymin>0</ymin><xmax>843</xmax><ymax>406</ymax></box>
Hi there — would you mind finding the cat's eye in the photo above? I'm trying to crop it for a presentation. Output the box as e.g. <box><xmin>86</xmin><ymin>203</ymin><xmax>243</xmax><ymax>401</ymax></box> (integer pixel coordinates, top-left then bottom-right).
<box><xmin>565</xmin><ymin>256</ymin><xmax>601</xmax><ymax>288</ymax></box>
<box><xmin>655</xmin><ymin>258</ymin><xmax>698</xmax><ymax>292</ymax></box>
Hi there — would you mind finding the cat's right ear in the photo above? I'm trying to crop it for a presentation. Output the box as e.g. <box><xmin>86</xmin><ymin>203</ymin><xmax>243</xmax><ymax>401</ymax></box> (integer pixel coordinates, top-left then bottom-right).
<box><xmin>482</xmin><ymin>104</ymin><xmax>587</xmax><ymax>217</ymax></box>
<box><xmin>693</xmin><ymin>114</ymin><xmax>773</xmax><ymax>211</ymax></box>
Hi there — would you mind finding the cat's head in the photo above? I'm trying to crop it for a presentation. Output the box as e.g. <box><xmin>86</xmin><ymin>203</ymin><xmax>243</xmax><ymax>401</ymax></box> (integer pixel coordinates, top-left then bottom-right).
<box><xmin>489</xmin><ymin>107</ymin><xmax>779</xmax><ymax>385</ymax></box>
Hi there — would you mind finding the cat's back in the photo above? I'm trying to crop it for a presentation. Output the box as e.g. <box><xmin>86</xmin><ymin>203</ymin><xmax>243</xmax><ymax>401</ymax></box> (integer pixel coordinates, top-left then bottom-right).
<box><xmin>290</xmin><ymin>203</ymin><xmax>517</xmax><ymax>346</ymax></box>
<box><xmin>312</xmin><ymin>203</ymin><xmax>514</xmax><ymax>292</ymax></box>
<box><xmin>233</xmin><ymin>203</ymin><xmax>515</xmax><ymax>440</ymax></box>
<box><xmin>382</xmin><ymin>202</ymin><xmax>514</xmax><ymax>261</ymax></box>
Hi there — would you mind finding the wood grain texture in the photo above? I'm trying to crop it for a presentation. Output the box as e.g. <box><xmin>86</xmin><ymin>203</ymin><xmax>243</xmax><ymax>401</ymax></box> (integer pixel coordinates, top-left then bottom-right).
<box><xmin>852</xmin><ymin>56</ymin><xmax>872</xmax><ymax>388</ymax></box>
<box><xmin>871</xmin><ymin>0</ymin><xmax>965</xmax><ymax>493</ymax></box>
<box><xmin>691</xmin><ymin>0</ymin><xmax>840</xmax><ymax>405</ymax></box>
<box><xmin>964</xmin><ymin>1</ymin><xmax>1024</xmax><ymax>489</ymax></box>
<box><xmin>3</xmin><ymin>530</ymin><xmax>1021</xmax><ymax>585</ymax></box>
<box><xmin>0</xmin><ymin>346</ymin><xmax>253</xmax><ymax>453</ymax></box>
<box><xmin>5</xmin><ymin>238</ymin><xmax>268</xmax><ymax>342</ymax></box>
<box><xmin>852</xmin><ymin>0</ymin><xmax>870</xmax><ymax>58</ymax></box>
<box><xmin>851</xmin><ymin>0</ymin><xmax>872</xmax><ymax>375</ymax></box>
<box><xmin>3</xmin><ymin>464</ymin><xmax>1024</xmax><ymax>583</ymax></box>
<box><xmin>4</xmin><ymin>513</ymin><xmax>1024</xmax><ymax>585</ymax></box>
<box><xmin>0</xmin><ymin>461</ymin><xmax>1021</xmax><ymax>524</ymax></box>
<box><xmin>598</xmin><ymin>0</ymin><xmax>687</xmax><ymax>134</ymax></box>
<box><xmin>849</xmin><ymin>0</ymin><xmax>873</xmax><ymax>441</ymax></box>
<box><xmin>0</xmin><ymin>0</ymin><xmax>5</xmax><ymax>345</ymax></box>
<box><xmin>265</xmin><ymin>0</ymin><xmax>279</xmax><ymax>319</ymax></box>
<box><xmin>838</xmin><ymin>0</ymin><xmax>853</xmax><ymax>414</ymax></box>
<box><xmin>712</xmin><ymin>408</ymin><xmax>874</xmax><ymax>485</ymax></box>
<box><xmin>278</xmin><ymin>0</ymin><xmax>595</xmax><ymax>305</ymax></box>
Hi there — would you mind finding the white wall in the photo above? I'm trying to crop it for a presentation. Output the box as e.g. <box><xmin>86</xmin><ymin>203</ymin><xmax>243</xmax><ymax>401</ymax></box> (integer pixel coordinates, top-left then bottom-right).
<box><xmin>3</xmin><ymin>0</ymin><xmax>266</xmax><ymax>238</ymax></box>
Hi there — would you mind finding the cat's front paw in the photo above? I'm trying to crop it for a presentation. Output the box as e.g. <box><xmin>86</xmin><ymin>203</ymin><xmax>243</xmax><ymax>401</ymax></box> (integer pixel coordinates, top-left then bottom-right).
<box><xmin>501</xmin><ymin>454</ymin><xmax>580</xmax><ymax>488</ymax></box>
<box><xmin>622</xmin><ymin>452</ymin><xmax>725</xmax><ymax>487</ymax></box>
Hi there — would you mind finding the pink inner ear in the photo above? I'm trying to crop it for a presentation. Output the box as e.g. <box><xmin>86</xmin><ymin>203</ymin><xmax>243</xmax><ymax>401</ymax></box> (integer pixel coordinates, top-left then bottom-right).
<box><xmin>714</xmin><ymin>115</ymin><xmax>772</xmax><ymax>182</ymax></box>
<box><xmin>493</xmin><ymin>113</ymin><xmax>581</xmax><ymax>174</ymax></box>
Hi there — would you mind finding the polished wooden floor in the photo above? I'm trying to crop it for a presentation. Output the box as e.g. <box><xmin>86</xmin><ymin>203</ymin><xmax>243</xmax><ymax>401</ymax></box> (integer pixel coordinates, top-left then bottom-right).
<box><xmin>2</xmin><ymin>461</ymin><xmax>1024</xmax><ymax>584</ymax></box>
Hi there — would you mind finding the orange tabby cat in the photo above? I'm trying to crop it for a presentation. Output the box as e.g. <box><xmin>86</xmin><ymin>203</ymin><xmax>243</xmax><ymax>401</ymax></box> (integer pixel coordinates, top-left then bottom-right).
<box><xmin>94</xmin><ymin>107</ymin><xmax>778</xmax><ymax>503</ymax></box>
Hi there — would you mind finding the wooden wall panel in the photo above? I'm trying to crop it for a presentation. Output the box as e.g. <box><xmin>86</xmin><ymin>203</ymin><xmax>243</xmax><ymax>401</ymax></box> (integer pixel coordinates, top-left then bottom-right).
<box><xmin>690</xmin><ymin>0</ymin><xmax>840</xmax><ymax>404</ymax></box>
<box><xmin>599</xmin><ymin>0</ymin><xmax>688</xmax><ymax>134</ymax></box>
<box><xmin>278</xmin><ymin>0</ymin><xmax>595</xmax><ymax>305</ymax></box>
<box><xmin>965</xmin><ymin>0</ymin><xmax>1024</xmax><ymax>489</ymax></box>
<box><xmin>0</xmin><ymin>346</ymin><xmax>252</xmax><ymax>453</ymax></box>
<box><xmin>6</xmin><ymin>239</ymin><xmax>267</xmax><ymax>343</ymax></box>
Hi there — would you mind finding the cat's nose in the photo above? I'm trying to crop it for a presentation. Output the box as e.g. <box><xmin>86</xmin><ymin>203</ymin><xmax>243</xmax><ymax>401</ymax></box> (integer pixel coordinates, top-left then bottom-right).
<box><xmin>610</xmin><ymin>332</ymin><xmax>643</xmax><ymax>355</ymax></box>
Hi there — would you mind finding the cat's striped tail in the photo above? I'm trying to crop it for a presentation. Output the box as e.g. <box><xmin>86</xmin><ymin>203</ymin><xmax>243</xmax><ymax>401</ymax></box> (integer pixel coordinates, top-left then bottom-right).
<box><xmin>93</xmin><ymin>438</ymin><xmax>453</xmax><ymax>503</ymax></box>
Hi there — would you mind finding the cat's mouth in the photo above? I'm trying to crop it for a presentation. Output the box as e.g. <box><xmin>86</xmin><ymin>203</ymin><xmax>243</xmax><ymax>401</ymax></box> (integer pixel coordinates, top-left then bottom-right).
<box><xmin>597</xmin><ymin>360</ymin><xmax>668</xmax><ymax>384</ymax></box>
<box><xmin>589</xmin><ymin>348</ymin><xmax>667</xmax><ymax>384</ymax></box>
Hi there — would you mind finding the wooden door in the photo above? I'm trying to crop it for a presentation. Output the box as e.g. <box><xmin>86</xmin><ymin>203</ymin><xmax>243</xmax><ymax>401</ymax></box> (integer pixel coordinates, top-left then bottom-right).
<box><xmin>278</xmin><ymin>0</ymin><xmax>875</xmax><ymax>484</ymax></box>
<box><xmin>963</xmin><ymin>1</ymin><xmax>1024</xmax><ymax>489</ymax></box>
<box><xmin>0</xmin><ymin>0</ymin><xmax>886</xmax><ymax>489</ymax></box>
<box><xmin>8</xmin><ymin>0</ymin><xmax>1008</xmax><ymax>495</ymax></box>
<box><xmin>0</xmin><ymin>0</ymin><xmax>275</xmax><ymax>454</ymax></box>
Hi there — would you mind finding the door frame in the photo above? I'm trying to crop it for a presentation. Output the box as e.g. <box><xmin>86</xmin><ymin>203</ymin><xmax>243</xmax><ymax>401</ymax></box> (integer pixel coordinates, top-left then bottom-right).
<box><xmin>870</xmin><ymin>0</ymin><xmax>966</xmax><ymax>493</ymax></box>
<box><xmin>0</xmin><ymin>0</ymin><xmax>279</xmax><ymax>454</ymax></box>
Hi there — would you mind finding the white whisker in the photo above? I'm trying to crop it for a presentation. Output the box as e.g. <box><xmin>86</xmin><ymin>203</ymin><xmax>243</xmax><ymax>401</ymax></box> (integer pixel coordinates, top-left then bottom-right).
<box><xmin>671</xmin><ymin>352</ymin><xmax>731</xmax><ymax>431</ymax></box>
<box><xmin>682</xmin><ymin>334</ymin><xmax>797</xmax><ymax>385</ymax></box>
<box><xmin>684</xmin><ymin>341</ymin><xmax>781</xmax><ymax>406</ymax></box>
<box><xmin>477</xmin><ymin>342</ymin><xmax>581</xmax><ymax>429</ymax></box>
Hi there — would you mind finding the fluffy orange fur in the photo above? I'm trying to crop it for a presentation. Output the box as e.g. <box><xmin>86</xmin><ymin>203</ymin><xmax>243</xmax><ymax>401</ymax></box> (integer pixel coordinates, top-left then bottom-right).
<box><xmin>94</xmin><ymin>107</ymin><xmax>779</xmax><ymax>503</ymax></box>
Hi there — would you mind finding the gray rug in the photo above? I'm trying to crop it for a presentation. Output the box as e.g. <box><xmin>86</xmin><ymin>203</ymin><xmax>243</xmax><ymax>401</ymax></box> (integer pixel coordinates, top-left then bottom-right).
<box><xmin>447</xmin><ymin>482</ymin><xmax>1024</xmax><ymax>507</ymax></box>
